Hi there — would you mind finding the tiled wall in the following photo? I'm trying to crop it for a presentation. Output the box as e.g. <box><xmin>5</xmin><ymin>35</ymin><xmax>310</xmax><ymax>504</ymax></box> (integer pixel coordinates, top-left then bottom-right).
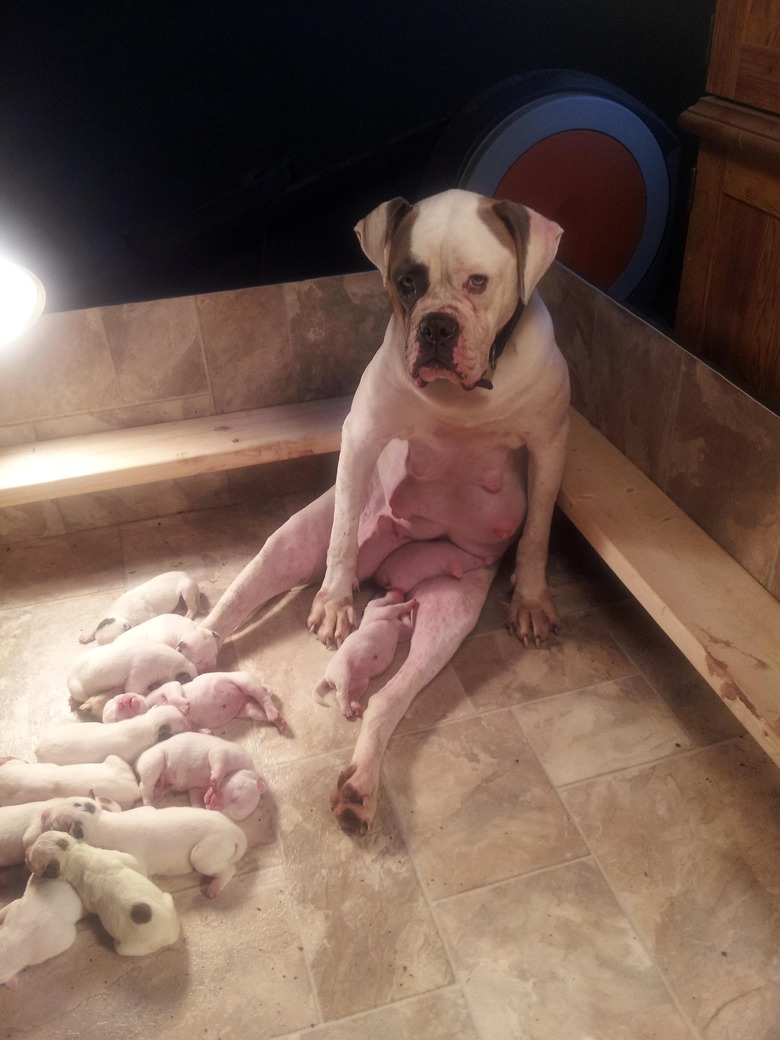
<box><xmin>1</xmin><ymin>263</ymin><xmax>778</xmax><ymax>604</ymax></box>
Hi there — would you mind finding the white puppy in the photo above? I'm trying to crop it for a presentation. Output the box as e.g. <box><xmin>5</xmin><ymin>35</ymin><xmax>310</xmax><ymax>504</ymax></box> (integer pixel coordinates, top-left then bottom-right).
<box><xmin>26</xmin><ymin>832</ymin><xmax>180</xmax><ymax>957</ymax></box>
<box><xmin>0</xmin><ymin>796</ymin><xmax>122</xmax><ymax>867</ymax></box>
<box><xmin>148</xmin><ymin>670</ymin><xmax>286</xmax><ymax>733</ymax></box>
<box><xmin>35</xmin><ymin>705</ymin><xmax>189</xmax><ymax>767</ymax></box>
<box><xmin>0</xmin><ymin>875</ymin><xmax>84</xmax><ymax>987</ymax></box>
<box><xmin>136</xmin><ymin>733</ymin><xmax>266</xmax><ymax>820</ymax></box>
<box><xmin>46</xmin><ymin>796</ymin><xmax>247</xmax><ymax>898</ymax></box>
<box><xmin>115</xmin><ymin>614</ymin><xmax>219</xmax><ymax>673</ymax></box>
<box><xmin>0</xmin><ymin>755</ymin><xmax>140</xmax><ymax>809</ymax></box>
<box><xmin>79</xmin><ymin>570</ymin><xmax>201</xmax><ymax>645</ymax></box>
<box><xmin>67</xmin><ymin>637</ymin><xmax>197</xmax><ymax>715</ymax></box>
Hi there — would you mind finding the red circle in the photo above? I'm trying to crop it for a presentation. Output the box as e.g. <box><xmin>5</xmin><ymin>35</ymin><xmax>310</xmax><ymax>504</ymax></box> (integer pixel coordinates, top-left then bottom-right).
<box><xmin>494</xmin><ymin>129</ymin><xmax>647</xmax><ymax>288</ymax></box>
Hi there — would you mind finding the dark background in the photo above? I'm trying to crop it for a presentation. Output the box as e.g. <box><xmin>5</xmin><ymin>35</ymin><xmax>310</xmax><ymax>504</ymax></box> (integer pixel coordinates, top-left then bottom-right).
<box><xmin>0</xmin><ymin>2</ymin><xmax>715</xmax><ymax>322</ymax></box>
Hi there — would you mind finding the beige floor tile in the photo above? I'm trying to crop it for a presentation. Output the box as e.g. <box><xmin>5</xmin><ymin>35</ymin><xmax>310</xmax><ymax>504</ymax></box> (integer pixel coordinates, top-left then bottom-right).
<box><xmin>284</xmin><ymin>987</ymin><xmax>479</xmax><ymax>1040</ymax></box>
<box><xmin>0</xmin><ymin>866</ymin><xmax>317</xmax><ymax>1040</ymax></box>
<box><xmin>435</xmin><ymin>859</ymin><xmax>696</xmax><ymax>1040</ymax></box>
<box><xmin>0</xmin><ymin>606</ymin><xmax>37</xmax><ymax>758</ymax></box>
<box><xmin>118</xmin><ymin>500</ymin><xmax>288</xmax><ymax>614</ymax></box>
<box><xmin>384</xmin><ymin>711</ymin><xmax>587</xmax><ymax>899</ymax></box>
<box><xmin>275</xmin><ymin>752</ymin><xmax>453</xmax><ymax>1021</ymax></box>
<box><xmin>514</xmin><ymin>674</ymin><xmax>693</xmax><ymax>785</ymax></box>
<box><xmin>600</xmin><ymin>598</ymin><xmax>745</xmax><ymax>746</ymax></box>
<box><xmin>0</xmin><ymin>526</ymin><xmax>125</xmax><ymax>608</ymax></box>
<box><xmin>452</xmin><ymin>610</ymin><xmax>636</xmax><ymax>711</ymax></box>
<box><xmin>562</xmin><ymin>739</ymin><xmax>780</xmax><ymax>1040</ymax></box>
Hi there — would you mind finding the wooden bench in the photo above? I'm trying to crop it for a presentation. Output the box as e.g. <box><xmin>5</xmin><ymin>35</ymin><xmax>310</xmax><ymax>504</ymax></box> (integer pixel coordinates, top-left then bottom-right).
<box><xmin>0</xmin><ymin>396</ymin><xmax>351</xmax><ymax>509</ymax></box>
<box><xmin>2</xmin><ymin>400</ymin><xmax>778</xmax><ymax>768</ymax></box>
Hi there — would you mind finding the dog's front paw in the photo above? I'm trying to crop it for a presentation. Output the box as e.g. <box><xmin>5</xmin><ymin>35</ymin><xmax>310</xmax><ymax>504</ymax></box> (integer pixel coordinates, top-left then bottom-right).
<box><xmin>506</xmin><ymin>587</ymin><xmax>560</xmax><ymax>648</ymax></box>
<box><xmin>307</xmin><ymin>589</ymin><xmax>357</xmax><ymax>648</ymax></box>
<box><xmin>329</xmin><ymin>763</ymin><xmax>377</xmax><ymax>836</ymax></box>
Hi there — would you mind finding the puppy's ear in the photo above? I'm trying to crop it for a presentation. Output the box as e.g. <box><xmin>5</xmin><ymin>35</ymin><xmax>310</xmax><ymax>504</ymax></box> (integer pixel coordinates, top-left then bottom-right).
<box><xmin>69</xmin><ymin>822</ymin><xmax>84</xmax><ymax>840</ymax></box>
<box><xmin>41</xmin><ymin>860</ymin><xmax>60</xmax><ymax>879</ymax></box>
<box><xmin>490</xmin><ymin>199</ymin><xmax>563</xmax><ymax>304</ymax></box>
<box><xmin>157</xmin><ymin>724</ymin><xmax>173</xmax><ymax>743</ymax></box>
<box><xmin>354</xmin><ymin>197</ymin><xmax>413</xmax><ymax>281</ymax></box>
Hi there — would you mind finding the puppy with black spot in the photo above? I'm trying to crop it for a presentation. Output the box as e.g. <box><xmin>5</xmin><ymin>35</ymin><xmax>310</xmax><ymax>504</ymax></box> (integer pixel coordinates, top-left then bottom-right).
<box><xmin>26</xmin><ymin>831</ymin><xmax>180</xmax><ymax>957</ymax></box>
<box><xmin>79</xmin><ymin>571</ymin><xmax>201</xmax><ymax>645</ymax></box>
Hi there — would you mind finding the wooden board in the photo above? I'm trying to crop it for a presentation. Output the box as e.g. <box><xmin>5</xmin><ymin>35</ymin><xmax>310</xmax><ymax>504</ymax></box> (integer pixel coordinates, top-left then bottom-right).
<box><xmin>558</xmin><ymin>409</ymin><xmax>780</xmax><ymax>766</ymax></box>
<box><xmin>0</xmin><ymin>396</ymin><xmax>351</xmax><ymax>508</ymax></box>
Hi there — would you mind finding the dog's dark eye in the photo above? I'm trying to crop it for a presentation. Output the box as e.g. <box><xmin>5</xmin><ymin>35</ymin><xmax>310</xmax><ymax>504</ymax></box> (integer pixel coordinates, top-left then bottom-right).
<box><xmin>468</xmin><ymin>274</ymin><xmax>488</xmax><ymax>293</ymax></box>
<box><xmin>398</xmin><ymin>275</ymin><xmax>416</xmax><ymax>296</ymax></box>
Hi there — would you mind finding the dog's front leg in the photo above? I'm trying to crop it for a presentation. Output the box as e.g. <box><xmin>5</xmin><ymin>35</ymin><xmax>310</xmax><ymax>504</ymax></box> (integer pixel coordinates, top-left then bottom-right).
<box><xmin>507</xmin><ymin>415</ymin><xmax>569</xmax><ymax>647</ymax></box>
<box><xmin>307</xmin><ymin>407</ymin><xmax>388</xmax><ymax>648</ymax></box>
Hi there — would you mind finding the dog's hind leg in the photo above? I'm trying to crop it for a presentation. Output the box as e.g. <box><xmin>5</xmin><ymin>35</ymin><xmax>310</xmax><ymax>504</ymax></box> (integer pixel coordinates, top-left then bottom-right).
<box><xmin>330</xmin><ymin>564</ymin><xmax>496</xmax><ymax>835</ymax></box>
<box><xmin>202</xmin><ymin>487</ymin><xmax>336</xmax><ymax>642</ymax></box>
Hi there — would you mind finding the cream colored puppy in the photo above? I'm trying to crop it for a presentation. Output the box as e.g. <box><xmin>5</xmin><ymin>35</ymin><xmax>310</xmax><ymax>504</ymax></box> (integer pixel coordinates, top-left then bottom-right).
<box><xmin>0</xmin><ymin>875</ymin><xmax>85</xmax><ymax>987</ymax></box>
<box><xmin>26</xmin><ymin>832</ymin><xmax>180</xmax><ymax>957</ymax></box>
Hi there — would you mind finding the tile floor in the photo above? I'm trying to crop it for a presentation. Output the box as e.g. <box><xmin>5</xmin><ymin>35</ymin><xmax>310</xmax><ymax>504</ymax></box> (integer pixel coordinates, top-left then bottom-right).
<box><xmin>1</xmin><ymin>494</ymin><xmax>779</xmax><ymax>1040</ymax></box>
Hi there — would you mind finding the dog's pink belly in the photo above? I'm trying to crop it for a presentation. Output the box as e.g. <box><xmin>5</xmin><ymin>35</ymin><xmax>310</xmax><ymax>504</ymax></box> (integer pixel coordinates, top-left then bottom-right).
<box><xmin>387</xmin><ymin>471</ymin><xmax>526</xmax><ymax>557</ymax></box>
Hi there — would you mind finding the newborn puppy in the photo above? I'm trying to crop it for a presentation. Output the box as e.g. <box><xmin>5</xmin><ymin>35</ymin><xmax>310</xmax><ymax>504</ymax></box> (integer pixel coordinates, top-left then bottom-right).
<box><xmin>35</xmin><ymin>705</ymin><xmax>189</xmax><ymax>767</ymax></box>
<box><xmin>68</xmin><ymin>638</ymin><xmax>197</xmax><ymax>718</ymax></box>
<box><xmin>312</xmin><ymin>590</ymin><xmax>416</xmax><ymax>718</ymax></box>
<box><xmin>0</xmin><ymin>875</ymin><xmax>84</xmax><ymax>987</ymax></box>
<box><xmin>136</xmin><ymin>733</ymin><xmax>266</xmax><ymax>820</ymax></box>
<box><xmin>102</xmin><ymin>693</ymin><xmax>150</xmax><ymax>724</ymax></box>
<box><xmin>46</xmin><ymin>796</ymin><xmax>247</xmax><ymax>898</ymax></box>
<box><xmin>26</xmin><ymin>832</ymin><xmax>180</xmax><ymax>957</ymax></box>
<box><xmin>375</xmin><ymin>539</ymin><xmax>492</xmax><ymax>593</ymax></box>
<box><xmin>79</xmin><ymin>571</ymin><xmax>201</xmax><ymax>645</ymax></box>
<box><xmin>0</xmin><ymin>755</ymin><xmax>140</xmax><ymax>809</ymax></box>
<box><xmin>115</xmin><ymin>614</ymin><xmax>219</xmax><ymax>673</ymax></box>
<box><xmin>0</xmin><ymin>796</ymin><xmax>122</xmax><ymax>867</ymax></box>
<box><xmin>148</xmin><ymin>670</ymin><xmax>286</xmax><ymax>733</ymax></box>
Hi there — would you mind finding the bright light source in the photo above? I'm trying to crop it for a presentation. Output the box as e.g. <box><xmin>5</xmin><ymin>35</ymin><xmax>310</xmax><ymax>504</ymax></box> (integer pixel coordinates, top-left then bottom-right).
<box><xmin>0</xmin><ymin>257</ymin><xmax>46</xmax><ymax>347</ymax></box>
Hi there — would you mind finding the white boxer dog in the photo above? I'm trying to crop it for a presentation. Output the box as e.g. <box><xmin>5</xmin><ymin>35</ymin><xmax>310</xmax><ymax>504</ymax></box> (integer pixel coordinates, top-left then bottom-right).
<box><xmin>136</xmin><ymin>732</ymin><xmax>266</xmax><ymax>820</ymax></box>
<box><xmin>25</xmin><ymin>833</ymin><xmax>180</xmax><ymax>957</ymax></box>
<box><xmin>35</xmin><ymin>704</ymin><xmax>189</xmax><ymax>766</ymax></box>
<box><xmin>0</xmin><ymin>755</ymin><xmax>140</xmax><ymax>809</ymax></box>
<box><xmin>114</xmin><ymin>614</ymin><xmax>219</xmax><ymax>673</ymax></box>
<box><xmin>202</xmin><ymin>188</ymin><xmax>570</xmax><ymax>835</ymax></box>
<box><xmin>79</xmin><ymin>570</ymin><xmax>201</xmax><ymax>645</ymax></box>
<box><xmin>45</xmin><ymin>796</ymin><xmax>247</xmax><ymax>898</ymax></box>
<box><xmin>0</xmin><ymin>875</ymin><xmax>84</xmax><ymax>987</ymax></box>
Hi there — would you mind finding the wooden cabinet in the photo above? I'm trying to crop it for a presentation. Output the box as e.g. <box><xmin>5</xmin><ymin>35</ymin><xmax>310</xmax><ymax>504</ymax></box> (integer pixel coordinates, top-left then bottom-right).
<box><xmin>676</xmin><ymin>0</ymin><xmax>780</xmax><ymax>412</ymax></box>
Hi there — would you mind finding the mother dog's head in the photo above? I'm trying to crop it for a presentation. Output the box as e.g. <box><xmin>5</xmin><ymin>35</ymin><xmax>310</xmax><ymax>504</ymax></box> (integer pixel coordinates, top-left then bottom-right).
<box><xmin>355</xmin><ymin>188</ymin><xmax>562</xmax><ymax>391</ymax></box>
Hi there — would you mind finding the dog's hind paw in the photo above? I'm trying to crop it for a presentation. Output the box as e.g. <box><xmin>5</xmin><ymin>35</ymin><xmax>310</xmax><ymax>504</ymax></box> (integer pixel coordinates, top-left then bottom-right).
<box><xmin>329</xmin><ymin>763</ymin><xmax>377</xmax><ymax>836</ymax></box>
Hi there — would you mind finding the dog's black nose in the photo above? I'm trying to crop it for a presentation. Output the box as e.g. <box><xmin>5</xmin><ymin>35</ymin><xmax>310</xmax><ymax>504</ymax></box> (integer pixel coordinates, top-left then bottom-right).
<box><xmin>418</xmin><ymin>312</ymin><xmax>459</xmax><ymax>349</ymax></box>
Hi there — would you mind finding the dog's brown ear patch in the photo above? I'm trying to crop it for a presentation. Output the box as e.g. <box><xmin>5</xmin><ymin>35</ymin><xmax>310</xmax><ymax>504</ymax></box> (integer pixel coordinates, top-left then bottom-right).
<box><xmin>42</xmin><ymin>860</ymin><xmax>60</xmax><ymax>878</ymax></box>
<box><xmin>56</xmin><ymin>837</ymin><xmax>69</xmax><ymax>850</ymax></box>
<box><xmin>157</xmin><ymin>724</ymin><xmax>173</xmax><ymax>743</ymax></box>
<box><xmin>70</xmin><ymin>822</ymin><xmax>84</xmax><ymax>840</ymax></box>
<box><xmin>130</xmin><ymin>902</ymin><xmax>152</xmax><ymax>924</ymax></box>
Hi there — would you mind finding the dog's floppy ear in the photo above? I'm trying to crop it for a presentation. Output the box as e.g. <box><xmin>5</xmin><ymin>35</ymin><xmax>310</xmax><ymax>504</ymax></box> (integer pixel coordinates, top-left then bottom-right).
<box><xmin>69</xmin><ymin>821</ymin><xmax>84</xmax><ymax>840</ymax></box>
<box><xmin>41</xmin><ymin>859</ymin><xmax>60</xmax><ymax>879</ymax></box>
<box><xmin>354</xmin><ymin>197</ymin><xmax>413</xmax><ymax>281</ymax></box>
<box><xmin>491</xmin><ymin>199</ymin><xmax>563</xmax><ymax>304</ymax></box>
